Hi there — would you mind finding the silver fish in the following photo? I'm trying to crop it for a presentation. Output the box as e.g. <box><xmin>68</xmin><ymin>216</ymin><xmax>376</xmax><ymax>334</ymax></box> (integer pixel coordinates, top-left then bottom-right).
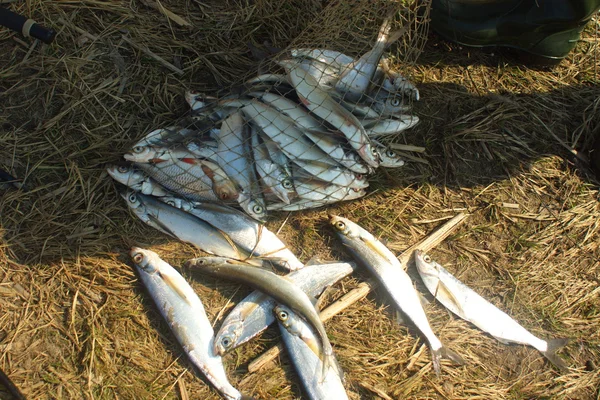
<box><xmin>335</xmin><ymin>15</ymin><xmax>405</xmax><ymax>101</ymax></box>
<box><xmin>251</xmin><ymin>132</ymin><xmax>295</xmax><ymax>204</ymax></box>
<box><xmin>132</xmin><ymin>126</ymin><xmax>197</xmax><ymax>148</ymax></box>
<box><xmin>122</xmin><ymin>190</ymin><xmax>246</xmax><ymax>260</ymax></box>
<box><xmin>329</xmin><ymin>215</ymin><xmax>463</xmax><ymax>376</ymax></box>
<box><xmin>185</xmin><ymin>257</ymin><xmax>337</xmax><ymax>379</ymax></box>
<box><xmin>248</xmin><ymin>92</ymin><xmax>368</xmax><ymax>174</ymax></box>
<box><xmin>240</xmin><ymin>100</ymin><xmax>338</xmax><ymax>166</ymax></box>
<box><xmin>267</xmin><ymin>199</ymin><xmax>330</xmax><ymax>212</ymax></box>
<box><xmin>290</xmin><ymin>48</ymin><xmax>355</xmax><ymax>69</ymax></box>
<box><xmin>107</xmin><ymin>165</ymin><xmax>169</xmax><ymax>197</ymax></box>
<box><xmin>292</xmin><ymin>159</ymin><xmax>363</xmax><ymax>188</ymax></box>
<box><xmin>215</xmin><ymin>111</ymin><xmax>266</xmax><ymax>221</ymax></box>
<box><xmin>214</xmin><ymin>261</ymin><xmax>355</xmax><ymax>354</ymax></box>
<box><xmin>414</xmin><ymin>250</ymin><xmax>568</xmax><ymax>371</ymax></box>
<box><xmin>159</xmin><ymin>195</ymin><xmax>303</xmax><ymax>271</ymax></box>
<box><xmin>130</xmin><ymin>248</ymin><xmax>252</xmax><ymax>400</ymax></box>
<box><xmin>363</xmin><ymin>116</ymin><xmax>420</xmax><ymax>137</ymax></box>
<box><xmin>294</xmin><ymin>179</ymin><xmax>367</xmax><ymax>202</ymax></box>
<box><xmin>135</xmin><ymin>158</ymin><xmax>219</xmax><ymax>202</ymax></box>
<box><xmin>279</xmin><ymin>60</ymin><xmax>379</xmax><ymax>168</ymax></box>
<box><xmin>262</xmin><ymin>137</ymin><xmax>292</xmax><ymax>177</ymax></box>
<box><xmin>276</xmin><ymin>304</ymin><xmax>348</xmax><ymax>400</ymax></box>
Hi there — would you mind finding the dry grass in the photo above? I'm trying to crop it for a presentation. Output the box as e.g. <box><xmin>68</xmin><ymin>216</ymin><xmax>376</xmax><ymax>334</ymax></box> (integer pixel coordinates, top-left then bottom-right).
<box><xmin>1</xmin><ymin>0</ymin><xmax>599</xmax><ymax>399</ymax></box>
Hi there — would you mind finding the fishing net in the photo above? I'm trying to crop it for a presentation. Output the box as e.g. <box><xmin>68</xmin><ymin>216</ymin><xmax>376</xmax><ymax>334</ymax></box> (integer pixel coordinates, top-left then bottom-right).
<box><xmin>111</xmin><ymin>0</ymin><xmax>432</xmax><ymax>221</ymax></box>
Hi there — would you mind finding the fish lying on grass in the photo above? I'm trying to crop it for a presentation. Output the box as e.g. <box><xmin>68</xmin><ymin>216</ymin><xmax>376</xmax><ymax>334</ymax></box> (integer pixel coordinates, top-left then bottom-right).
<box><xmin>214</xmin><ymin>261</ymin><xmax>355</xmax><ymax>355</ymax></box>
<box><xmin>121</xmin><ymin>190</ymin><xmax>248</xmax><ymax>261</ymax></box>
<box><xmin>185</xmin><ymin>257</ymin><xmax>337</xmax><ymax>380</ymax></box>
<box><xmin>414</xmin><ymin>250</ymin><xmax>569</xmax><ymax>371</ymax></box>
<box><xmin>158</xmin><ymin>195</ymin><xmax>303</xmax><ymax>271</ymax></box>
<box><xmin>276</xmin><ymin>304</ymin><xmax>348</xmax><ymax>400</ymax></box>
<box><xmin>329</xmin><ymin>215</ymin><xmax>464</xmax><ymax>375</ymax></box>
<box><xmin>130</xmin><ymin>247</ymin><xmax>254</xmax><ymax>400</ymax></box>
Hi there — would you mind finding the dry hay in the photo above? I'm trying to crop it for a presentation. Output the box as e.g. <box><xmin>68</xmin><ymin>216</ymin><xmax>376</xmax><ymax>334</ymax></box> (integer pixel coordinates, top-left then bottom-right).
<box><xmin>1</xmin><ymin>0</ymin><xmax>599</xmax><ymax>399</ymax></box>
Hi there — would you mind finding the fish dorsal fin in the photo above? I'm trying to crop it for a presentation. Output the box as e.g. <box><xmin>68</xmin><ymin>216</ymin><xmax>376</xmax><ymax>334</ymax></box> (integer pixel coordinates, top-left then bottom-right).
<box><xmin>434</xmin><ymin>279</ymin><xmax>464</xmax><ymax>315</ymax></box>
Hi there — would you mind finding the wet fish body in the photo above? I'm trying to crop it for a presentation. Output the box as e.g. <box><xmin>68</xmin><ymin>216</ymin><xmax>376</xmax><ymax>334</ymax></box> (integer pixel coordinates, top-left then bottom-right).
<box><xmin>276</xmin><ymin>304</ymin><xmax>348</xmax><ymax>400</ymax></box>
<box><xmin>159</xmin><ymin>195</ymin><xmax>303</xmax><ymax>271</ymax></box>
<box><xmin>414</xmin><ymin>250</ymin><xmax>568</xmax><ymax>371</ymax></box>
<box><xmin>186</xmin><ymin>257</ymin><xmax>336</xmax><ymax>377</ymax></box>
<box><xmin>330</xmin><ymin>215</ymin><xmax>463</xmax><ymax>375</ymax></box>
<box><xmin>214</xmin><ymin>261</ymin><xmax>355</xmax><ymax>354</ymax></box>
<box><xmin>122</xmin><ymin>191</ymin><xmax>245</xmax><ymax>260</ymax></box>
<box><xmin>130</xmin><ymin>248</ymin><xmax>248</xmax><ymax>400</ymax></box>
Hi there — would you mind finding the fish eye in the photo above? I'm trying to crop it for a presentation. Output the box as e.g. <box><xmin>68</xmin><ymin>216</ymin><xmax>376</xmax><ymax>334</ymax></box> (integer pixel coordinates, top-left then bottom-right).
<box><xmin>385</xmin><ymin>149</ymin><xmax>397</xmax><ymax>158</ymax></box>
<box><xmin>252</xmin><ymin>204</ymin><xmax>264</xmax><ymax>214</ymax></box>
<box><xmin>423</xmin><ymin>254</ymin><xmax>432</xmax><ymax>263</ymax></box>
<box><xmin>132</xmin><ymin>252</ymin><xmax>144</xmax><ymax>264</ymax></box>
<box><xmin>355</xmin><ymin>174</ymin><xmax>363</xmax><ymax>180</ymax></box>
<box><xmin>282</xmin><ymin>179</ymin><xmax>293</xmax><ymax>189</ymax></box>
<box><xmin>117</xmin><ymin>165</ymin><xmax>129</xmax><ymax>173</ymax></box>
<box><xmin>278</xmin><ymin>311</ymin><xmax>288</xmax><ymax>321</ymax></box>
<box><xmin>128</xmin><ymin>193</ymin><xmax>138</xmax><ymax>203</ymax></box>
<box><xmin>389</xmin><ymin>98</ymin><xmax>401</xmax><ymax>107</ymax></box>
<box><xmin>334</xmin><ymin>221</ymin><xmax>346</xmax><ymax>230</ymax></box>
<box><xmin>133</xmin><ymin>146</ymin><xmax>145</xmax><ymax>154</ymax></box>
<box><xmin>219</xmin><ymin>191</ymin><xmax>230</xmax><ymax>200</ymax></box>
<box><xmin>221</xmin><ymin>336</ymin><xmax>233</xmax><ymax>348</ymax></box>
<box><xmin>370</xmin><ymin>146</ymin><xmax>378</xmax><ymax>156</ymax></box>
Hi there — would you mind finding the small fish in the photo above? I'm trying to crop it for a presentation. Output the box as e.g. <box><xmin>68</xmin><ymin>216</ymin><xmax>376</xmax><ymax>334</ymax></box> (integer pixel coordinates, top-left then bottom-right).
<box><xmin>330</xmin><ymin>215</ymin><xmax>464</xmax><ymax>375</ymax></box>
<box><xmin>335</xmin><ymin>15</ymin><xmax>406</xmax><ymax>101</ymax></box>
<box><xmin>107</xmin><ymin>165</ymin><xmax>170</xmax><ymax>197</ymax></box>
<box><xmin>214</xmin><ymin>261</ymin><xmax>355</xmax><ymax>354</ymax></box>
<box><xmin>276</xmin><ymin>304</ymin><xmax>348</xmax><ymax>400</ymax></box>
<box><xmin>159</xmin><ymin>195</ymin><xmax>303</xmax><ymax>271</ymax></box>
<box><xmin>278</xmin><ymin>60</ymin><xmax>379</xmax><ymax>168</ymax></box>
<box><xmin>122</xmin><ymin>190</ymin><xmax>246</xmax><ymax>261</ymax></box>
<box><xmin>294</xmin><ymin>179</ymin><xmax>367</xmax><ymax>202</ymax></box>
<box><xmin>290</xmin><ymin>48</ymin><xmax>355</xmax><ymax>68</ymax></box>
<box><xmin>251</xmin><ymin>132</ymin><xmax>295</xmax><ymax>204</ymax></box>
<box><xmin>363</xmin><ymin>116</ymin><xmax>420</xmax><ymax>137</ymax></box>
<box><xmin>267</xmin><ymin>198</ymin><xmax>330</xmax><ymax>212</ymax></box>
<box><xmin>414</xmin><ymin>250</ymin><xmax>569</xmax><ymax>371</ymax></box>
<box><xmin>240</xmin><ymin>100</ymin><xmax>338</xmax><ymax>166</ymax></box>
<box><xmin>132</xmin><ymin>126</ymin><xmax>198</xmax><ymax>148</ymax></box>
<box><xmin>185</xmin><ymin>257</ymin><xmax>337</xmax><ymax>380</ymax></box>
<box><xmin>135</xmin><ymin>158</ymin><xmax>219</xmax><ymax>202</ymax></box>
<box><xmin>215</xmin><ymin>111</ymin><xmax>266</xmax><ymax>221</ymax></box>
<box><xmin>130</xmin><ymin>248</ymin><xmax>253</xmax><ymax>400</ymax></box>
<box><xmin>292</xmin><ymin>159</ymin><xmax>363</xmax><ymax>188</ymax></box>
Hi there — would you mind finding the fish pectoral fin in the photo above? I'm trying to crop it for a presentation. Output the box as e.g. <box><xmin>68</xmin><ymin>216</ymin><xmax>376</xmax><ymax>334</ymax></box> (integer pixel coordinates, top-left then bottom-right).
<box><xmin>146</xmin><ymin>214</ymin><xmax>177</xmax><ymax>238</ymax></box>
<box><xmin>434</xmin><ymin>279</ymin><xmax>465</xmax><ymax>315</ymax></box>
<box><xmin>305</xmin><ymin>257</ymin><xmax>324</xmax><ymax>266</ymax></box>
<box><xmin>493</xmin><ymin>336</ymin><xmax>512</xmax><ymax>345</ymax></box>
<box><xmin>158</xmin><ymin>271</ymin><xmax>191</xmax><ymax>305</ymax></box>
<box><xmin>314</xmin><ymin>285</ymin><xmax>333</xmax><ymax>311</ymax></box>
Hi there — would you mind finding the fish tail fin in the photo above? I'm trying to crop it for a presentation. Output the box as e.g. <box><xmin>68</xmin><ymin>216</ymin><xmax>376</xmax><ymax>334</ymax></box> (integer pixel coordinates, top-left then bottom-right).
<box><xmin>431</xmin><ymin>345</ymin><xmax>465</xmax><ymax>377</ymax></box>
<box><xmin>542</xmin><ymin>338</ymin><xmax>570</xmax><ymax>372</ymax></box>
<box><xmin>378</xmin><ymin>9</ymin><xmax>408</xmax><ymax>48</ymax></box>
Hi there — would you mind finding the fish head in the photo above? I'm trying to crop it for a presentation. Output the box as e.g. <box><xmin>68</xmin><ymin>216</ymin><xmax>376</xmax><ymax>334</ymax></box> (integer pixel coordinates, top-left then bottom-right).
<box><xmin>357</xmin><ymin>143</ymin><xmax>380</xmax><ymax>168</ymax></box>
<box><xmin>414</xmin><ymin>250</ymin><xmax>441</xmax><ymax>279</ymax></box>
<box><xmin>214</xmin><ymin>322</ymin><xmax>242</xmax><ymax>356</ymax></box>
<box><xmin>377</xmin><ymin>147</ymin><xmax>405</xmax><ymax>168</ymax></box>
<box><xmin>107</xmin><ymin>164</ymin><xmax>144</xmax><ymax>186</ymax></box>
<box><xmin>243</xmin><ymin>198</ymin><xmax>267</xmax><ymax>221</ymax></box>
<box><xmin>130</xmin><ymin>247</ymin><xmax>158</xmax><ymax>273</ymax></box>
<box><xmin>124</xmin><ymin>145</ymin><xmax>162</xmax><ymax>163</ymax></box>
<box><xmin>328</xmin><ymin>215</ymin><xmax>360</xmax><ymax>239</ymax></box>
<box><xmin>273</xmin><ymin>304</ymin><xmax>293</xmax><ymax>329</ymax></box>
<box><xmin>185</xmin><ymin>256</ymin><xmax>238</xmax><ymax>270</ymax></box>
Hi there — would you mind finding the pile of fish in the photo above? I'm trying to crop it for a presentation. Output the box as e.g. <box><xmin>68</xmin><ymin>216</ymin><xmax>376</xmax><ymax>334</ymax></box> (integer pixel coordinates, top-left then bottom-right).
<box><xmin>127</xmin><ymin>214</ymin><xmax>569</xmax><ymax>400</ymax></box>
<box><xmin>110</xmin><ymin>15</ymin><xmax>420</xmax><ymax>221</ymax></box>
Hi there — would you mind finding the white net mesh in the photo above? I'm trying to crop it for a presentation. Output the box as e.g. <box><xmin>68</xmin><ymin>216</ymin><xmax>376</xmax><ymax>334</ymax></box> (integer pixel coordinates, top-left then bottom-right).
<box><xmin>112</xmin><ymin>0</ymin><xmax>431</xmax><ymax>220</ymax></box>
